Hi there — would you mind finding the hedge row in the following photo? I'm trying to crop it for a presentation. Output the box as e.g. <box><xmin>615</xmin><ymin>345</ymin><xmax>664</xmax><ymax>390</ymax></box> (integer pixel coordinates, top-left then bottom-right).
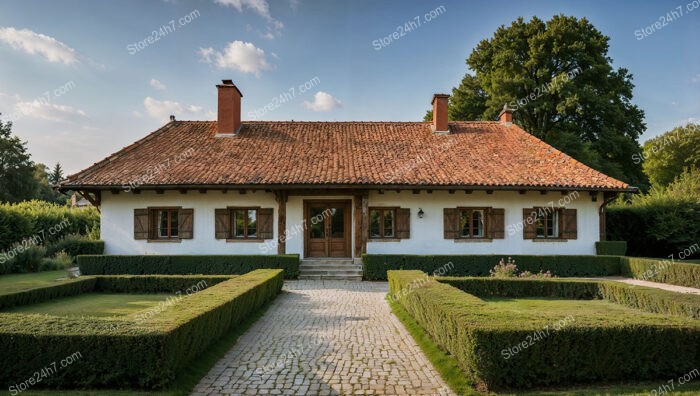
<box><xmin>0</xmin><ymin>200</ymin><xmax>99</xmax><ymax>251</ymax></box>
<box><xmin>0</xmin><ymin>275</ymin><xmax>232</xmax><ymax>310</ymax></box>
<box><xmin>389</xmin><ymin>271</ymin><xmax>700</xmax><ymax>390</ymax></box>
<box><xmin>595</xmin><ymin>241</ymin><xmax>627</xmax><ymax>256</ymax></box>
<box><xmin>439</xmin><ymin>277</ymin><xmax>700</xmax><ymax>319</ymax></box>
<box><xmin>78</xmin><ymin>254</ymin><xmax>300</xmax><ymax>279</ymax></box>
<box><xmin>0</xmin><ymin>277</ymin><xmax>96</xmax><ymax>310</ymax></box>
<box><xmin>0</xmin><ymin>269</ymin><xmax>284</xmax><ymax>389</ymax></box>
<box><xmin>606</xmin><ymin>202</ymin><xmax>700</xmax><ymax>259</ymax></box>
<box><xmin>363</xmin><ymin>254</ymin><xmax>621</xmax><ymax>280</ymax></box>
<box><xmin>620</xmin><ymin>256</ymin><xmax>700</xmax><ymax>289</ymax></box>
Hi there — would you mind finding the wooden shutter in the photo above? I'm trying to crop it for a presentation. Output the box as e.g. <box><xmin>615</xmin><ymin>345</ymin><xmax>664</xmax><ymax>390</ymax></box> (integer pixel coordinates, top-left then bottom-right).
<box><xmin>523</xmin><ymin>208</ymin><xmax>537</xmax><ymax>239</ymax></box>
<box><xmin>215</xmin><ymin>209</ymin><xmax>230</xmax><ymax>239</ymax></box>
<box><xmin>443</xmin><ymin>208</ymin><xmax>459</xmax><ymax>239</ymax></box>
<box><xmin>179</xmin><ymin>208</ymin><xmax>194</xmax><ymax>239</ymax></box>
<box><xmin>488</xmin><ymin>208</ymin><xmax>505</xmax><ymax>239</ymax></box>
<box><xmin>134</xmin><ymin>209</ymin><xmax>150</xmax><ymax>240</ymax></box>
<box><xmin>258</xmin><ymin>208</ymin><xmax>274</xmax><ymax>240</ymax></box>
<box><xmin>395</xmin><ymin>208</ymin><xmax>410</xmax><ymax>239</ymax></box>
<box><xmin>561</xmin><ymin>208</ymin><xmax>578</xmax><ymax>239</ymax></box>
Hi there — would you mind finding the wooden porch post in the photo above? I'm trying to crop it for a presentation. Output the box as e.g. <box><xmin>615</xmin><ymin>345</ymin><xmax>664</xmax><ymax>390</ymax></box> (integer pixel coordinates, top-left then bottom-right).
<box><xmin>275</xmin><ymin>191</ymin><xmax>288</xmax><ymax>254</ymax></box>
<box><xmin>354</xmin><ymin>192</ymin><xmax>369</xmax><ymax>257</ymax></box>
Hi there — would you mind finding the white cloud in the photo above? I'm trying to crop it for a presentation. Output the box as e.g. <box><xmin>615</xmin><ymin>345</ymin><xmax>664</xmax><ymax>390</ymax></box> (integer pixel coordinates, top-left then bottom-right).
<box><xmin>15</xmin><ymin>100</ymin><xmax>87</xmax><ymax>122</ymax></box>
<box><xmin>692</xmin><ymin>74</ymin><xmax>700</xmax><ymax>83</ymax></box>
<box><xmin>150</xmin><ymin>79</ymin><xmax>166</xmax><ymax>90</ymax></box>
<box><xmin>302</xmin><ymin>91</ymin><xmax>342</xmax><ymax>112</ymax></box>
<box><xmin>143</xmin><ymin>97</ymin><xmax>205</xmax><ymax>120</ymax></box>
<box><xmin>215</xmin><ymin>0</ymin><xmax>284</xmax><ymax>38</ymax></box>
<box><xmin>0</xmin><ymin>27</ymin><xmax>78</xmax><ymax>64</ymax></box>
<box><xmin>198</xmin><ymin>41</ymin><xmax>273</xmax><ymax>76</ymax></box>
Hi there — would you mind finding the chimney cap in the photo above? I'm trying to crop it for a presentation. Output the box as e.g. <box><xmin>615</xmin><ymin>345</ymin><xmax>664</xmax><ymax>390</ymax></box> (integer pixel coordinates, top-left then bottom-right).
<box><xmin>498</xmin><ymin>103</ymin><xmax>514</xmax><ymax>117</ymax></box>
<box><xmin>216</xmin><ymin>79</ymin><xmax>244</xmax><ymax>97</ymax></box>
<box><xmin>169</xmin><ymin>115</ymin><xmax>176</xmax><ymax>121</ymax></box>
<box><xmin>431</xmin><ymin>93</ymin><xmax>449</xmax><ymax>104</ymax></box>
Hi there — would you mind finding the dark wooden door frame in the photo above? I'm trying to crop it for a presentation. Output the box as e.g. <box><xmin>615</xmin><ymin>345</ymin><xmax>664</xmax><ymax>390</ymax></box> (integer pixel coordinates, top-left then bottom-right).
<box><xmin>303</xmin><ymin>199</ymin><xmax>352</xmax><ymax>258</ymax></box>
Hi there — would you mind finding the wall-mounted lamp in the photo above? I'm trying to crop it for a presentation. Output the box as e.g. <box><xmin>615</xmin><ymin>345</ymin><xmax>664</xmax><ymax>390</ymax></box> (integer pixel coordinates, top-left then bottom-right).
<box><xmin>418</xmin><ymin>208</ymin><xmax>425</xmax><ymax>218</ymax></box>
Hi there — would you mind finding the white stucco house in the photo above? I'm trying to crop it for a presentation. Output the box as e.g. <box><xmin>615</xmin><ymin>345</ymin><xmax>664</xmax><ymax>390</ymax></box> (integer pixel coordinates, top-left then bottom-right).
<box><xmin>60</xmin><ymin>80</ymin><xmax>634</xmax><ymax>261</ymax></box>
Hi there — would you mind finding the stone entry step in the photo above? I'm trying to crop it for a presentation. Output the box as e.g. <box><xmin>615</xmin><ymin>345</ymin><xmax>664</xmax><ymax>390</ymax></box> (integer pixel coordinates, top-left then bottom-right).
<box><xmin>299</xmin><ymin>259</ymin><xmax>363</xmax><ymax>281</ymax></box>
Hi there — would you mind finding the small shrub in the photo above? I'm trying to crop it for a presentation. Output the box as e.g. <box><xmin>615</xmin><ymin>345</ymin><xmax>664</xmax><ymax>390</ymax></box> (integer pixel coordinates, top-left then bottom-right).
<box><xmin>518</xmin><ymin>270</ymin><xmax>552</xmax><ymax>278</ymax></box>
<box><xmin>489</xmin><ymin>257</ymin><xmax>518</xmax><ymax>278</ymax></box>
<box><xmin>7</xmin><ymin>244</ymin><xmax>46</xmax><ymax>273</ymax></box>
<box><xmin>490</xmin><ymin>257</ymin><xmax>554</xmax><ymax>278</ymax></box>
<box><xmin>46</xmin><ymin>234</ymin><xmax>104</xmax><ymax>259</ymax></box>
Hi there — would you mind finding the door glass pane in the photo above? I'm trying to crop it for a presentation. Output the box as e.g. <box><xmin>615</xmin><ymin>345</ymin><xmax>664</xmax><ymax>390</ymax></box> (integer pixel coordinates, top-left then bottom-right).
<box><xmin>247</xmin><ymin>210</ymin><xmax>257</xmax><ymax>238</ymax></box>
<box><xmin>331</xmin><ymin>208</ymin><xmax>344</xmax><ymax>238</ymax></box>
<box><xmin>370</xmin><ymin>210</ymin><xmax>381</xmax><ymax>238</ymax></box>
<box><xmin>383</xmin><ymin>210</ymin><xmax>394</xmax><ymax>237</ymax></box>
<box><xmin>472</xmin><ymin>210</ymin><xmax>484</xmax><ymax>237</ymax></box>
<box><xmin>233</xmin><ymin>210</ymin><xmax>246</xmax><ymax>238</ymax></box>
<box><xmin>309</xmin><ymin>207</ymin><xmax>326</xmax><ymax>238</ymax></box>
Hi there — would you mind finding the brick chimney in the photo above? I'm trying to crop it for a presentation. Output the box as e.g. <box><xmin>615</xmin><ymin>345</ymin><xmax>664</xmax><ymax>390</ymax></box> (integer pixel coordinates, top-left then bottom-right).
<box><xmin>498</xmin><ymin>103</ymin><xmax>513</xmax><ymax>125</ymax></box>
<box><xmin>217</xmin><ymin>79</ymin><xmax>243</xmax><ymax>135</ymax></box>
<box><xmin>431</xmin><ymin>94</ymin><xmax>449</xmax><ymax>133</ymax></box>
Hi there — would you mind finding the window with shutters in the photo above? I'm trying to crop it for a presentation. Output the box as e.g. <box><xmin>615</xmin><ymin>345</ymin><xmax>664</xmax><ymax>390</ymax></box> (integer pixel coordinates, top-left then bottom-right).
<box><xmin>368</xmin><ymin>207</ymin><xmax>410</xmax><ymax>240</ymax></box>
<box><xmin>459</xmin><ymin>208</ymin><xmax>486</xmax><ymax>238</ymax></box>
<box><xmin>215</xmin><ymin>207</ymin><xmax>273</xmax><ymax>241</ymax></box>
<box><xmin>523</xmin><ymin>207</ymin><xmax>577</xmax><ymax>241</ymax></box>
<box><xmin>133</xmin><ymin>207</ymin><xmax>193</xmax><ymax>241</ymax></box>
<box><xmin>153</xmin><ymin>209</ymin><xmax>179</xmax><ymax>239</ymax></box>
<box><xmin>369</xmin><ymin>208</ymin><xmax>395</xmax><ymax>239</ymax></box>
<box><xmin>444</xmin><ymin>207</ymin><xmax>504</xmax><ymax>241</ymax></box>
<box><xmin>535</xmin><ymin>209</ymin><xmax>560</xmax><ymax>239</ymax></box>
<box><xmin>231</xmin><ymin>208</ymin><xmax>257</xmax><ymax>239</ymax></box>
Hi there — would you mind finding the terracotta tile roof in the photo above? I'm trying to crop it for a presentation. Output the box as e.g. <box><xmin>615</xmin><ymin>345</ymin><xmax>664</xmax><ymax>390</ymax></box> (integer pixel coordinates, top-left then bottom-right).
<box><xmin>61</xmin><ymin>121</ymin><xmax>631</xmax><ymax>191</ymax></box>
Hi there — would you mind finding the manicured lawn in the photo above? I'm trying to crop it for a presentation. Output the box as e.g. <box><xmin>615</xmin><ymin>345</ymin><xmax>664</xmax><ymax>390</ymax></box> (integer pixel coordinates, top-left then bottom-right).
<box><xmin>480</xmin><ymin>296</ymin><xmax>673</xmax><ymax>324</ymax></box>
<box><xmin>6</xmin><ymin>293</ymin><xmax>170</xmax><ymax>317</ymax></box>
<box><xmin>0</xmin><ymin>270</ymin><xmax>76</xmax><ymax>295</ymax></box>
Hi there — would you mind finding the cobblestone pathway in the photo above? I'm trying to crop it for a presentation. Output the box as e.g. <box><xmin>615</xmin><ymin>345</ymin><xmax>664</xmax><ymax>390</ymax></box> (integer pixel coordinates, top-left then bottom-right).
<box><xmin>192</xmin><ymin>280</ymin><xmax>453</xmax><ymax>395</ymax></box>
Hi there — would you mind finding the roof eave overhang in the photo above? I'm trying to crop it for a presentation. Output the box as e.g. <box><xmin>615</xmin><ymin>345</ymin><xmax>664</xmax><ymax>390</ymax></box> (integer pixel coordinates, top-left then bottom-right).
<box><xmin>59</xmin><ymin>183</ymin><xmax>638</xmax><ymax>194</ymax></box>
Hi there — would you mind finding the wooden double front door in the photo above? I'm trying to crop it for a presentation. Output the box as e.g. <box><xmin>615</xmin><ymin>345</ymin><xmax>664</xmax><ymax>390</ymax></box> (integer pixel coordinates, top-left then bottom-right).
<box><xmin>304</xmin><ymin>200</ymin><xmax>352</xmax><ymax>258</ymax></box>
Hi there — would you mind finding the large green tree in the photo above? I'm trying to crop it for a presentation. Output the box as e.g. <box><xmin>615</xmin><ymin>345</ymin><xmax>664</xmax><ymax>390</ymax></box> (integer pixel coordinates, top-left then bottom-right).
<box><xmin>0</xmin><ymin>117</ymin><xmax>37</xmax><ymax>203</ymax></box>
<box><xmin>429</xmin><ymin>15</ymin><xmax>647</xmax><ymax>188</ymax></box>
<box><xmin>640</xmin><ymin>124</ymin><xmax>699</xmax><ymax>188</ymax></box>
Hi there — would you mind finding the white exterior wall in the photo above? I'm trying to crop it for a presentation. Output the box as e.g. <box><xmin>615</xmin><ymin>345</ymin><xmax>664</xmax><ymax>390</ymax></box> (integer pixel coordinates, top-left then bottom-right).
<box><xmin>101</xmin><ymin>190</ymin><xmax>278</xmax><ymax>255</ymax></box>
<box><xmin>366</xmin><ymin>190</ymin><xmax>599</xmax><ymax>255</ymax></box>
<box><xmin>101</xmin><ymin>190</ymin><xmax>600</xmax><ymax>256</ymax></box>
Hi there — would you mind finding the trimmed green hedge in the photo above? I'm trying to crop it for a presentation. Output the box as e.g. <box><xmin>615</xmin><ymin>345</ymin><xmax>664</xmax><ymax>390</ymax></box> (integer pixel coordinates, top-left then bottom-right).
<box><xmin>439</xmin><ymin>277</ymin><xmax>700</xmax><ymax>319</ymax></box>
<box><xmin>620</xmin><ymin>256</ymin><xmax>700</xmax><ymax>289</ymax></box>
<box><xmin>78</xmin><ymin>254</ymin><xmax>300</xmax><ymax>279</ymax></box>
<box><xmin>0</xmin><ymin>277</ymin><xmax>96</xmax><ymax>310</ymax></box>
<box><xmin>595</xmin><ymin>241</ymin><xmax>627</xmax><ymax>256</ymax></box>
<box><xmin>0</xmin><ymin>275</ymin><xmax>232</xmax><ymax>310</ymax></box>
<box><xmin>364</xmin><ymin>254</ymin><xmax>621</xmax><ymax>280</ymax></box>
<box><xmin>389</xmin><ymin>271</ymin><xmax>700</xmax><ymax>390</ymax></box>
<box><xmin>0</xmin><ymin>270</ymin><xmax>283</xmax><ymax>390</ymax></box>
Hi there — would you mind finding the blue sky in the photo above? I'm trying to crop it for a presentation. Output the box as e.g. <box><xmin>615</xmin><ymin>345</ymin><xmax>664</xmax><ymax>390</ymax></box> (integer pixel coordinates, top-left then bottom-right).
<box><xmin>0</xmin><ymin>0</ymin><xmax>698</xmax><ymax>174</ymax></box>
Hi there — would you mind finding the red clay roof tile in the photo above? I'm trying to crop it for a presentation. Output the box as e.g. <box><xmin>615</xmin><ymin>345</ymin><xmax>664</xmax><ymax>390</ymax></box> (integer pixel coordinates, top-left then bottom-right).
<box><xmin>61</xmin><ymin>121</ymin><xmax>630</xmax><ymax>190</ymax></box>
